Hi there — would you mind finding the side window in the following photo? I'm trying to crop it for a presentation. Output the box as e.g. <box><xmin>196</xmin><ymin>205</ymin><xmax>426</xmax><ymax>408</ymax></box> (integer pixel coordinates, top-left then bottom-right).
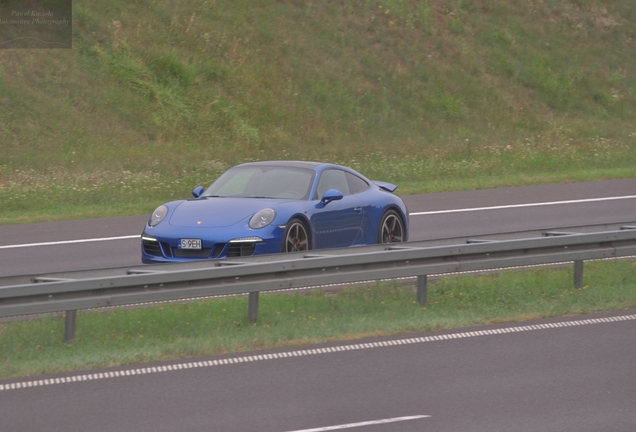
<box><xmin>345</xmin><ymin>172</ymin><xmax>369</xmax><ymax>194</ymax></box>
<box><xmin>315</xmin><ymin>169</ymin><xmax>350</xmax><ymax>199</ymax></box>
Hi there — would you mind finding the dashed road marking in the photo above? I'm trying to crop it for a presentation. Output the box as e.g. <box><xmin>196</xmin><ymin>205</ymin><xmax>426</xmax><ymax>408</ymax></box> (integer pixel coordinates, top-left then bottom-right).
<box><xmin>2</xmin><ymin>313</ymin><xmax>634</xmax><ymax>392</ymax></box>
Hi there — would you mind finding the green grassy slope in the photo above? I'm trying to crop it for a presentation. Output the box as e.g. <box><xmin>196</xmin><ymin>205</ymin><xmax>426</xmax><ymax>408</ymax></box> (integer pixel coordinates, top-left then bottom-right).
<box><xmin>1</xmin><ymin>0</ymin><xmax>635</xmax><ymax>223</ymax></box>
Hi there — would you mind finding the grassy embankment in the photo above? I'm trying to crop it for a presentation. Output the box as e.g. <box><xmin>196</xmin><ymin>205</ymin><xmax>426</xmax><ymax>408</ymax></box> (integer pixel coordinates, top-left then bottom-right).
<box><xmin>1</xmin><ymin>1</ymin><xmax>635</xmax><ymax>379</ymax></box>
<box><xmin>0</xmin><ymin>1</ymin><xmax>635</xmax><ymax>225</ymax></box>
<box><xmin>1</xmin><ymin>260</ymin><xmax>635</xmax><ymax>379</ymax></box>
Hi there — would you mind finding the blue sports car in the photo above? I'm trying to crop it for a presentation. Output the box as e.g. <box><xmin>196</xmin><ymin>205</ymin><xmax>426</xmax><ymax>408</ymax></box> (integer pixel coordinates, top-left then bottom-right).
<box><xmin>141</xmin><ymin>161</ymin><xmax>408</xmax><ymax>263</ymax></box>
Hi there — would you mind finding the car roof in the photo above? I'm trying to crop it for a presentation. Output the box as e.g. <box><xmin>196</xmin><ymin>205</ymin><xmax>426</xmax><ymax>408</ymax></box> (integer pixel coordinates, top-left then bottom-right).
<box><xmin>235</xmin><ymin>160</ymin><xmax>326</xmax><ymax>170</ymax></box>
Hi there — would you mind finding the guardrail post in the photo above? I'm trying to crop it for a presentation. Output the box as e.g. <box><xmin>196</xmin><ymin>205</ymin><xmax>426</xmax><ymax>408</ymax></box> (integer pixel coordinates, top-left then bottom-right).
<box><xmin>248</xmin><ymin>292</ymin><xmax>259</xmax><ymax>324</ymax></box>
<box><xmin>573</xmin><ymin>260</ymin><xmax>584</xmax><ymax>289</ymax></box>
<box><xmin>417</xmin><ymin>275</ymin><xmax>428</xmax><ymax>306</ymax></box>
<box><xmin>64</xmin><ymin>310</ymin><xmax>77</xmax><ymax>342</ymax></box>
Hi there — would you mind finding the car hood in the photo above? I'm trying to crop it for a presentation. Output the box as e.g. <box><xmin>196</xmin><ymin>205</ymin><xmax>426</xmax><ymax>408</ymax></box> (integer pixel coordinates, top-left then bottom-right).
<box><xmin>168</xmin><ymin>197</ymin><xmax>291</xmax><ymax>228</ymax></box>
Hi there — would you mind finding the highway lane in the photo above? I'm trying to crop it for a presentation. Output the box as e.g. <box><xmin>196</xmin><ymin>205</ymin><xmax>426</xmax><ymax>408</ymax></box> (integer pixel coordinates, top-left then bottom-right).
<box><xmin>0</xmin><ymin>215</ymin><xmax>147</xmax><ymax>278</ymax></box>
<box><xmin>404</xmin><ymin>177</ymin><xmax>636</xmax><ymax>241</ymax></box>
<box><xmin>0</xmin><ymin>178</ymin><xmax>635</xmax><ymax>277</ymax></box>
<box><xmin>2</xmin><ymin>310</ymin><xmax>635</xmax><ymax>431</ymax></box>
<box><xmin>1</xmin><ymin>179</ymin><xmax>635</xmax><ymax>431</ymax></box>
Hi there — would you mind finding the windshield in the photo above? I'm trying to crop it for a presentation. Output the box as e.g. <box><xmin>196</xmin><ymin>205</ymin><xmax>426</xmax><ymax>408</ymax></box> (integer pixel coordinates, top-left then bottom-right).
<box><xmin>202</xmin><ymin>165</ymin><xmax>315</xmax><ymax>199</ymax></box>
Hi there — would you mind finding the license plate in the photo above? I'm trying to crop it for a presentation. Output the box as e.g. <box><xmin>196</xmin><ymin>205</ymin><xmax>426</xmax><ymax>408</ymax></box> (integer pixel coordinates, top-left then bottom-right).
<box><xmin>179</xmin><ymin>239</ymin><xmax>202</xmax><ymax>249</ymax></box>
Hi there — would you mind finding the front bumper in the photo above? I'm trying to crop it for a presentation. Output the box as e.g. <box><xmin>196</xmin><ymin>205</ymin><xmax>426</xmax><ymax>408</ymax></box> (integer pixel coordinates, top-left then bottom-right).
<box><xmin>141</xmin><ymin>225</ymin><xmax>286</xmax><ymax>263</ymax></box>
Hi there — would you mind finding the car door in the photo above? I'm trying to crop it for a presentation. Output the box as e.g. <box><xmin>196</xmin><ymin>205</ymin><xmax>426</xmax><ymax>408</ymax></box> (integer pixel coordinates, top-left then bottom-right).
<box><xmin>310</xmin><ymin>169</ymin><xmax>363</xmax><ymax>249</ymax></box>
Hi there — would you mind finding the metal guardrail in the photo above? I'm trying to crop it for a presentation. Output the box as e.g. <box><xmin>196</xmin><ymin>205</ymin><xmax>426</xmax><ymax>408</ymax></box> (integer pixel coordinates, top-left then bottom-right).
<box><xmin>2</xmin><ymin>224</ymin><xmax>636</xmax><ymax>341</ymax></box>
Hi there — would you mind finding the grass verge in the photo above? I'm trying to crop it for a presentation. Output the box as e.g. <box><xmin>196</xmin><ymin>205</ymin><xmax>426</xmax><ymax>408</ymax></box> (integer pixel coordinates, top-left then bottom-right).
<box><xmin>1</xmin><ymin>259</ymin><xmax>635</xmax><ymax>380</ymax></box>
<box><xmin>1</xmin><ymin>1</ymin><xmax>636</xmax><ymax>225</ymax></box>
<box><xmin>2</xmin><ymin>155</ymin><xmax>636</xmax><ymax>226</ymax></box>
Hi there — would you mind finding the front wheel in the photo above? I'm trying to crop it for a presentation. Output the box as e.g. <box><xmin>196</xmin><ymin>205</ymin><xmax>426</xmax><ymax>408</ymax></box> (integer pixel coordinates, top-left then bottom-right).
<box><xmin>282</xmin><ymin>218</ymin><xmax>310</xmax><ymax>252</ymax></box>
<box><xmin>378</xmin><ymin>210</ymin><xmax>405</xmax><ymax>244</ymax></box>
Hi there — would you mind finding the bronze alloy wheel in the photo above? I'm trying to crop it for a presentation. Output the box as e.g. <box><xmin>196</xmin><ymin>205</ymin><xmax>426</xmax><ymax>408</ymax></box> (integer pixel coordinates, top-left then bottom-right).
<box><xmin>379</xmin><ymin>210</ymin><xmax>404</xmax><ymax>244</ymax></box>
<box><xmin>283</xmin><ymin>218</ymin><xmax>310</xmax><ymax>252</ymax></box>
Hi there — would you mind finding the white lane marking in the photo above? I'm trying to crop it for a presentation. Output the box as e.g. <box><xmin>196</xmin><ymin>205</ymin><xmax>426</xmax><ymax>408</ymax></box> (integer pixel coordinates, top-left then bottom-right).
<box><xmin>2</xmin><ymin>195</ymin><xmax>635</xmax><ymax>249</ymax></box>
<box><xmin>409</xmin><ymin>195</ymin><xmax>636</xmax><ymax>216</ymax></box>
<box><xmin>1</xmin><ymin>313</ymin><xmax>634</xmax><ymax>392</ymax></box>
<box><xmin>285</xmin><ymin>415</ymin><xmax>430</xmax><ymax>432</ymax></box>
<box><xmin>0</xmin><ymin>235</ymin><xmax>140</xmax><ymax>250</ymax></box>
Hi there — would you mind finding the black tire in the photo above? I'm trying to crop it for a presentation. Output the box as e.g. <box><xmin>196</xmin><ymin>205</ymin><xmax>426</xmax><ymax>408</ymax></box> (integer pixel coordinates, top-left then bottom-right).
<box><xmin>378</xmin><ymin>209</ymin><xmax>405</xmax><ymax>244</ymax></box>
<box><xmin>282</xmin><ymin>218</ymin><xmax>311</xmax><ymax>252</ymax></box>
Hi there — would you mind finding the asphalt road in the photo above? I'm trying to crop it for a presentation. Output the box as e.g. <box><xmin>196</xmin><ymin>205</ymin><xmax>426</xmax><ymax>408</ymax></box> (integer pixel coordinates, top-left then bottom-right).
<box><xmin>1</xmin><ymin>179</ymin><xmax>636</xmax><ymax>430</ymax></box>
<box><xmin>2</xmin><ymin>311</ymin><xmax>635</xmax><ymax>431</ymax></box>
<box><xmin>1</xmin><ymin>178</ymin><xmax>635</xmax><ymax>277</ymax></box>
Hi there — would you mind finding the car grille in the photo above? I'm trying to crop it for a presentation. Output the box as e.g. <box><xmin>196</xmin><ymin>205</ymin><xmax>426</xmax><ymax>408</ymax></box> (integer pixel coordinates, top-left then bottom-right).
<box><xmin>142</xmin><ymin>239</ymin><xmax>163</xmax><ymax>256</ymax></box>
<box><xmin>144</xmin><ymin>240</ymin><xmax>256</xmax><ymax>259</ymax></box>
<box><xmin>212</xmin><ymin>244</ymin><xmax>225</xmax><ymax>258</ymax></box>
<box><xmin>227</xmin><ymin>243</ymin><xmax>257</xmax><ymax>257</ymax></box>
<box><xmin>172</xmin><ymin>248</ymin><xmax>213</xmax><ymax>258</ymax></box>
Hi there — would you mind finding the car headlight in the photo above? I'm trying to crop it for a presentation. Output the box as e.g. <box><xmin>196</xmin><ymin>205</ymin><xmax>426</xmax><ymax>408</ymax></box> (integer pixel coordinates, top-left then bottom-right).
<box><xmin>249</xmin><ymin>208</ymin><xmax>276</xmax><ymax>229</ymax></box>
<box><xmin>148</xmin><ymin>205</ymin><xmax>168</xmax><ymax>227</ymax></box>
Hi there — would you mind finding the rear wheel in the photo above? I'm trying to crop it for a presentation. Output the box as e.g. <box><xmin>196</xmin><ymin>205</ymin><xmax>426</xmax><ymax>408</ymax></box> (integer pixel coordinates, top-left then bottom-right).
<box><xmin>378</xmin><ymin>210</ymin><xmax>404</xmax><ymax>244</ymax></box>
<box><xmin>282</xmin><ymin>218</ymin><xmax>310</xmax><ymax>252</ymax></box>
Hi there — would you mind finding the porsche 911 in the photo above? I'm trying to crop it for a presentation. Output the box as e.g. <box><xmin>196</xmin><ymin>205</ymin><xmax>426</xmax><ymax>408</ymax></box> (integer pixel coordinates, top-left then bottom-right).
<box><xmin>141</xmin><ymin>161</ymin><xmax>408</xmax><ymax>263</ymax></box>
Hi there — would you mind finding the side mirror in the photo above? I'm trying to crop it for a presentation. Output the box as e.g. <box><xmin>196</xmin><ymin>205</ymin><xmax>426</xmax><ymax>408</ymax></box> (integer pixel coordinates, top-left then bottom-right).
<box><xmin>320</xmin><ymin>189</ymin><xmax>344</xmax><ymax>205</ymax></box>
<box><xmin>192</xmin><ymin>186</ymin><xmax>204</xmax><ymax>198</ymax></box>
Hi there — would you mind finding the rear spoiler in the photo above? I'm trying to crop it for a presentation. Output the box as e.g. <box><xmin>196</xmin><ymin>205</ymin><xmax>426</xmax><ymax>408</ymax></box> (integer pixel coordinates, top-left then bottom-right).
<box><xmin>372</xmin><ymin>180</ymin><xmax>398</xmax><ymax>193</ymax></box>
